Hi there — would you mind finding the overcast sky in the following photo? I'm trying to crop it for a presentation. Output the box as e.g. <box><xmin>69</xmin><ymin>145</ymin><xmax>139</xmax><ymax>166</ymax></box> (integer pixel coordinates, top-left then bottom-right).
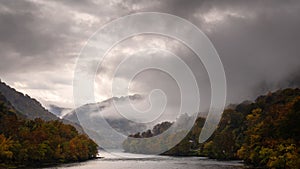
<box><xmin>0</xmin><ymin>0</ymin><xmax>300</xmax><ymax>111</ymax></box>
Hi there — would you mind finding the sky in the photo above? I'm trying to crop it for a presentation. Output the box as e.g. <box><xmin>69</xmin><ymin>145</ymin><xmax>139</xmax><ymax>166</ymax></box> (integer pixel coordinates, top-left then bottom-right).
<box><xmin>0</xmin><ymin>0</ymin><xmax>300</xmax><ymax>112</ymax></box>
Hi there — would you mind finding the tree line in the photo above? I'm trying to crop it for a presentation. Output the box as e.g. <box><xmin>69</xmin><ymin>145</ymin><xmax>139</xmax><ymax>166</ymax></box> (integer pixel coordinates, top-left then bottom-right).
<box><xmin>0</xmin><ymin>93</ymin><xmax>98</xmax><ymax>168</ymax></box>
<box><xmin>123</xmin><ymin>88</ymin><xmax>300</xmax><ymax>169</ymax></box>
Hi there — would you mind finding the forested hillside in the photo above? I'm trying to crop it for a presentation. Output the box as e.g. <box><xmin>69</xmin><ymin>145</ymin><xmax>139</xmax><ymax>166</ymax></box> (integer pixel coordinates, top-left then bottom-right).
<box><xmin>0</xmin><ymin>80</ymin><xmax>84</xmax><ymax>133</ymax></box>
<box><xmin>0</xmin><ymin>80</ymin><xmax>57</xmax><ymax>121</ymax></box>
<box><xmin>0</xmin><ymin>92</ymin><xmax>98</xmax><ymax>168</ymax></box>
<box><xmin>123</xmin><ymin>88</ymin><xmax>300</xmax><ymax>169</ymax></box>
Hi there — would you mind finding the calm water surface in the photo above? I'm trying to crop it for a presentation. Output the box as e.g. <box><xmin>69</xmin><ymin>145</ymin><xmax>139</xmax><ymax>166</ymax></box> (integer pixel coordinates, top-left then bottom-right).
<box><xmin>44</xmin><ymin>151</ymin><xmax>245</xmax><ymax>169</ymax></box>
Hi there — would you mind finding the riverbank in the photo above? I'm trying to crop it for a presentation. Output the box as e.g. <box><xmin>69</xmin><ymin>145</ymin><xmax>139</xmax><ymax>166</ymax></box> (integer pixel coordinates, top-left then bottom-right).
<box><xmin>0</xmin><ymin>157</ymin><xmax>103</xmax><ymax>169</ymax></box>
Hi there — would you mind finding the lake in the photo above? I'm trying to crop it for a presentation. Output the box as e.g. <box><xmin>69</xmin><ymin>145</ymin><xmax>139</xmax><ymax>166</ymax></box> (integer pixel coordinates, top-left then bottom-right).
<box><xmin>42</xmin><ymin>150</ymin><xmax>245</xmax><ymax>169</ymax></box>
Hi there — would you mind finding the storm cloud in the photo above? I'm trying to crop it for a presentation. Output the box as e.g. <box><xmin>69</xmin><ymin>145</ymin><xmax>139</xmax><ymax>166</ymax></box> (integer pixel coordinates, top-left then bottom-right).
<box><xmin>0</xmin><ymin>0</ymin><xmax>300</xmax><ymax>114</ymax></box>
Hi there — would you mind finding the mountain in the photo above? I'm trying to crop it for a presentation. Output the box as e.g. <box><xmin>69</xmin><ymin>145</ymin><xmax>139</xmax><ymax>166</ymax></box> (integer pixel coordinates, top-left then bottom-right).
<box><xmin>0</xmin><ymin>92</ymin><xmax>98</xmax><ymax>168</ymax></box>
<box><xmin>48</xmin><ymin>104</ymin><xmax>72</xmax><ymax>118</ymax></box>
<box><xmin>0</xmin><ymin>79</ymin><xmax>83</xmax><ymax>132</ymax></box>
<box><xmin>61</xmin><ymin>94</ymin><xmax>147</xmax><ymax>149</ymax></box>
<box><xmin>0</xmin><ymin>79</ymin><xmax>57</xmax><ymax>121</ymax></box>
<box><xmin>62</xmin><ymin>94</ymin><xmax>147</xmax><ymax>135</ymax></box>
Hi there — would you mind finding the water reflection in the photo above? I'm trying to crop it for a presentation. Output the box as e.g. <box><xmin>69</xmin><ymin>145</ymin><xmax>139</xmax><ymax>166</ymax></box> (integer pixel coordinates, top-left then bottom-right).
<box><xmin>44</xmin><ymin>151</ymin><xmax>244</xmax><ymax>169</ymax></box>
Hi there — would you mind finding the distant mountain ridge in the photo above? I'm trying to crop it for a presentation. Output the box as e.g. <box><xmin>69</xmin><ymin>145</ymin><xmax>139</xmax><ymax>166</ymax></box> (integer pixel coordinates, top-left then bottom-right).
<box><xmin>48</xmin><ymin>104</ymin><xmax>72</xmax><ymax>118</ymax></box>
<box><xmin>61</xmin><ymin>94</ymin><xmax>146</xmax><ymax>135</ymax></box>
<box><xmin>48</xmin><ymin>94</ymin><xmax>147</xmax><ymax>149</ymax></box>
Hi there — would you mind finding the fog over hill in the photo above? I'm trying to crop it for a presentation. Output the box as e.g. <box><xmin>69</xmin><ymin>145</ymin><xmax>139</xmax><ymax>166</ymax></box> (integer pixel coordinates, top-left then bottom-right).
<box><xmin>48</xmin><ymin>104</ymin><xmax>72</xmax><ymax>119</ymax></box>
<box><xmin>59</xmin><ymin>94</ymin><xmax>149</xmax><ymax>135</ymax></box>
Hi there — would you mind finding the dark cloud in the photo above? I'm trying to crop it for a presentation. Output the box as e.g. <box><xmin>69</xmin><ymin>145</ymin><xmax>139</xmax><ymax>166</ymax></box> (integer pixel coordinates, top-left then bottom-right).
<box><xmin>0</xmin><ymin>1</ymin><xmax>73</xmax><ymax>74</ymax></box>
<box><xmin>202</xmin><ymin>0</ymin><xmax>300</xmax><ymax>103</ymax></box>
<box><xmin>128</xmin><ymin>0</ymin><xmax>300</xmax><ymax>103</ymax></box>
<box><xmin>0</xmin><ymin>0</ymin><xmax>299</xmax><ymax>109</ymax></box>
